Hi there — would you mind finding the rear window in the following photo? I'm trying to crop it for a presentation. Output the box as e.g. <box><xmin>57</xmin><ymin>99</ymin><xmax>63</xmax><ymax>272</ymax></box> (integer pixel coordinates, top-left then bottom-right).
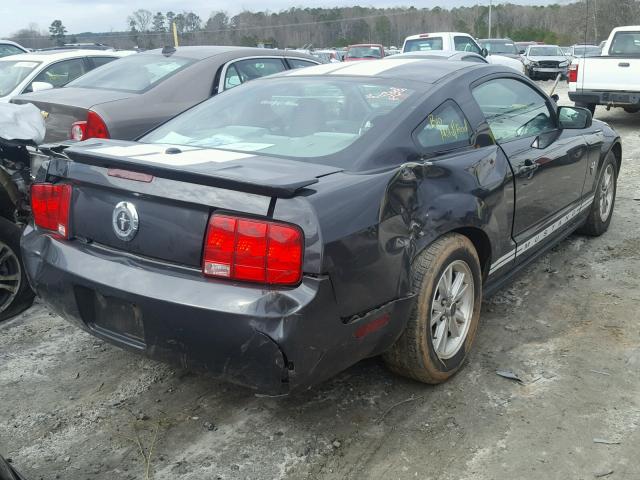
<box><xmin>482</xmin><ymin>41</ymin><xmax>518</xmax><ymax>55</ymax></box>
<box><xmin>66</xmin><ymin>54</ymin><xmax>195</xmax><ymax>93</ymax></box>
<box><xmin>403</xmin><ymin>37</ymin><xmax>443</xmax><ymax>52</ymax></box>
<box><xmin>609</xmin><ymin>32</ymin><xmax>640</xmax><ymax>57</ymax></box>
<box><xmin>346</xmin><ymin>46</ymin><xmax>383</xmax><ymax>59</ymax></box>
<box><xmin>141</xmin><ymin>77</ymin><xmax>416</xmax><ymax>162</ymax></box>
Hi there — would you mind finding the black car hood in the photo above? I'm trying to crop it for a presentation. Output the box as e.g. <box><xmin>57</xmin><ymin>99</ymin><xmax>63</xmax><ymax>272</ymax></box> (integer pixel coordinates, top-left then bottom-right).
<box><xmin>62</xmin><ymin>139</ymin><xmax>343</xmax><ymax>198</ymax></box>
<box><xmin>11</xmin><ymin>87</ymin><xmax>133</xmax><ymax>110</ymax></box>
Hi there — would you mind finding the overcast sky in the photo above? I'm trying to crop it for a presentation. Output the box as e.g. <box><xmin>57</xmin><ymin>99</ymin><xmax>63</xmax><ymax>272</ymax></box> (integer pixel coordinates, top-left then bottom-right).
<box><xmin>1</xmin><ymin>0</ymin><xmax>557</xmax><ymax>38</ymax></box>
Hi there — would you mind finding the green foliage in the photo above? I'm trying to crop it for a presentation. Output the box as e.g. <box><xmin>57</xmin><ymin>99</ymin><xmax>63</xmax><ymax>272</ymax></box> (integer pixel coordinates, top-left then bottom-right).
<box><xmin>48</xmin><ymin>19</ymin><xmax>67</xmax><ymax>46</ymax></box>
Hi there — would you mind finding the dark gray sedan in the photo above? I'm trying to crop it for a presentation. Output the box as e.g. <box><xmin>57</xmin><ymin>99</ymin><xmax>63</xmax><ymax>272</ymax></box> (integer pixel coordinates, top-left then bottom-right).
<box><xmin>11</xmin><ymin>46</ymin><xmax>320</xmax><ymax>142</ymax></box>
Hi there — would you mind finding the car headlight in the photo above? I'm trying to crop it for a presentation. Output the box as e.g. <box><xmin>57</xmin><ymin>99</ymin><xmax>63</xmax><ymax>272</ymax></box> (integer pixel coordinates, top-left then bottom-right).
<box><xmin>528</xmin><ymin>60</ymin><xmax>538</xmax><ymax>66</ymax></box>
<box><xmin>559</xmin><ymin>61</ymin><xmax>568</xmax><ymax>67</ymax></box>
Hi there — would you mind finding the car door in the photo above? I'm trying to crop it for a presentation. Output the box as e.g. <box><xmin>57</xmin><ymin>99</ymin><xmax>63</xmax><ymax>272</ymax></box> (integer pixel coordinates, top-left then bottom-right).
<box><xmin>25</xmin><ymin>57</ymin><xmax>88</xmax><ymax>92</ymax></box>
<box><xmin>471</xmin><ymin>76</ymin><xmax>590</xmax><ymax>260</ymax></box>
<box><xmin>220</xmin><ymin>57</ymin><xmax>287</xmax><ymax>92</ymax></box>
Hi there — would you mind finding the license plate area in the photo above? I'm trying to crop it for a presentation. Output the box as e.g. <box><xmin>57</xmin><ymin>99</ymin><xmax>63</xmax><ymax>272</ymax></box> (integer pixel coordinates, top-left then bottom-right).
<box><xmin>75</xmin><ymin>286</ymin><xmax>146</xmax><ymax>349</ymax></box>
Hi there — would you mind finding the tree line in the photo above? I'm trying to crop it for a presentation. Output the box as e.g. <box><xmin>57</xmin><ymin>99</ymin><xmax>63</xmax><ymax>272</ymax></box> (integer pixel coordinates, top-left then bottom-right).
<box><xmin>9</xmin><ymin>1</ymin><xmax>640</xmax><ymax>51</ymax></box>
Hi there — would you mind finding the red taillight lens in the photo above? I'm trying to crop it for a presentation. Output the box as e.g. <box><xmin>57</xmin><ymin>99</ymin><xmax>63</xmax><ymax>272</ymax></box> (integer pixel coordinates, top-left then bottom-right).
<box><xmin>69</xmin><ymin>110</ymin><xmax>109</xmax><ymax>141</ymax></box>
<box><xmin>568</xmin><ymin>64</ymin><xmax>578</xmax><ymax>83</ymax></box>
<box><xmin>31</xmin><ymin>183</ymin><xmax>72</xmax><ymax>239</ymax></box>
<box><xmin>203</xmin><ymin>214</ymin><xmax>304</xmax><ymax>286</ymax></box>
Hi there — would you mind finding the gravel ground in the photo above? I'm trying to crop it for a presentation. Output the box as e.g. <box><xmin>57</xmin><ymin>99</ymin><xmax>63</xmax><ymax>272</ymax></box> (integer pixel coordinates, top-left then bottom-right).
<box><xmin>1</xmin><ymin>81</ymin><xmax>639</xmax><ymax>480</ymax></box>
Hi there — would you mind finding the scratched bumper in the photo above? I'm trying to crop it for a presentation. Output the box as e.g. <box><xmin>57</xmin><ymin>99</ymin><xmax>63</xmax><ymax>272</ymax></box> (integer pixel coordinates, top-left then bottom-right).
<box><xmin>21</xmin><ymin>228</ymin><xmax>414</xmax><ymax>394</ymax></box>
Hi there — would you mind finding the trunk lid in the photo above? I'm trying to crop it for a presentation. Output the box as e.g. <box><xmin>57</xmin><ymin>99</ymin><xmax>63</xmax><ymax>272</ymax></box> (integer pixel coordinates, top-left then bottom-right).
<box><xmin>11</xmin><ymin>87</ymin><xmax>133</xmax><ymax>143</ymax></box>
<box><xmin>54</xmin><ymin>140</ymin><xmax>341</xmax><ymax>267</ymax></box>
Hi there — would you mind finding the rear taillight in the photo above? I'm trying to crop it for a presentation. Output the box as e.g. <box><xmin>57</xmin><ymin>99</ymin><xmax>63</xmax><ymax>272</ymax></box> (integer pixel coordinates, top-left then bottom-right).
<box><xmin>31</xmin><ymin>183</ymin><xmax>72</xmax><ymax>239</ymax></box>
<box><xmin>202</xmin><ymin>214</ymin><xmax>304</xmax><ymax>286</ymax></box>
<box><xmin>568</xmin><ymin>64</ymin><xmax>578</xmax><ymax>83</ymax></box>
<box><xmin>70</xmin><ymin>110</ymin><xmax>110</xmax><ymax>141</ymax></box>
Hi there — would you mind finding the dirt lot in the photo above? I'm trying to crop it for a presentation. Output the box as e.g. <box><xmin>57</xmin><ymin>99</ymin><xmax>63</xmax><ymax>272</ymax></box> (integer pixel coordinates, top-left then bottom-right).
<box><xmin>1</xmin><ymin>81</ymin><xmax>639</xmax><ymax>480</ymax></box>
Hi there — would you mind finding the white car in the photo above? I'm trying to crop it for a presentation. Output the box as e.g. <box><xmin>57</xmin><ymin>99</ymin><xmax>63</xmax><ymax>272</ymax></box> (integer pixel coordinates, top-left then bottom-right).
<box><xmin>402</xmin><ymin>32</ymin><xmax>525</xmax><ymax>74</ymax></box>
<box><xmin>0</xmin><ymin>49</ymin><xmax>134</xmax><ymax>103</ymax></box>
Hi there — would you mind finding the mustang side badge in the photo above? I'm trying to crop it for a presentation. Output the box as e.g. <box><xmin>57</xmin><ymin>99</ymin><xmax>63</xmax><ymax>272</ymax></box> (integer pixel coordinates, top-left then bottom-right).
<box><xmin>112</xmin><ymin>201</ymin><xmax>139</xmax><ymax>241</ymax></box>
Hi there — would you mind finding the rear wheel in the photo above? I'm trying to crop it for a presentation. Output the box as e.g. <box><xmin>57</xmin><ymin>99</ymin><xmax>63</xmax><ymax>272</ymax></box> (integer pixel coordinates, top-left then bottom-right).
<box><xmin>623</xmin><ymin>107</ymin><xmax>639</xmax><ymax>113</ymax></box>
<box><xmin>383</xmin><ymin>234</ymin><xmax>482</xmax><ymax>384</ymax></box>
<box><xmin>0</xmin><ymin>217</ymin><xmax>34</xmax><ymax>322</ymax></box>
<box><xmin>575</xmin><ymin>102</ymin><xmax>596</xmax><ymax>116</ymax></box>
<box><xmin>578</xmin><ymin>152</ymin><xmax>617</xmax><ymax>236</ymax></box>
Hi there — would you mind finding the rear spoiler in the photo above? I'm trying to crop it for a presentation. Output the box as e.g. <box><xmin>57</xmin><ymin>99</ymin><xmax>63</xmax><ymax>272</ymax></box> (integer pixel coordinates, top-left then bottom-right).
<box><xmin>41</xmin><ymin>142</ymin><xmax>341</xmax><ymax>199</ymax></box>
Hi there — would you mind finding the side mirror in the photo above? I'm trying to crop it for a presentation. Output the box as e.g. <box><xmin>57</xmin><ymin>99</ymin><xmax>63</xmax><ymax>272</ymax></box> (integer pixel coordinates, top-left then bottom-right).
<box><xmin>481</xmin><ymin>47</ymin><xmax>489</xmax><ymax>57</ymax></box>
<box><xmin>519</xmin><ymin>48</ymin><xmax>526</xmax><ymax>54</ymax></box>
<box><xmin>558</xmin><ymin>106</ymin><xmax>592</xmax><ymax>129</ymax></box>
<box><xmin>30</xmin><ymin>81</ymin><xmax>54</xmax><ymax>92</ymax></box>
<box><xmin>551</xmin><ymin>93</ymin><xmax>560</xmax><ymax>103</ymax></box>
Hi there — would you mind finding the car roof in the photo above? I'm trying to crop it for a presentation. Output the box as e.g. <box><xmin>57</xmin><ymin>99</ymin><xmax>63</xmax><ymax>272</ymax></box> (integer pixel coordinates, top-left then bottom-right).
<box><xmin>0</xmin><ymin>39</ymin><xmax>26</xmax><ymax>48</ymax></box>
<box><xmin>404</xmin><ymin>32</ymin><xmax>469</xmax><ymax>40</ymax></box>
<box><xmin>479</xmin><ymin>38</ymin><xmax>514</xmax><ymax>42</ymax></box>
<box><xmin>396</xmin><ymin>51</ymin><xmax>468</xmax><ymax>59</ymax></box>
<box><xmin>0</xmin><ymin>49</ymin><xmax>121</xmax><ymax>62</ymax></box>
<box><xmin>138</xmin><ymin>46</ymin><xmax>316</xmax><ymax>61</ymax></box>
<box><xmin>280</xmin><ymin>57</ymin><xmax>494</xmax><ymax>85</ymax></box>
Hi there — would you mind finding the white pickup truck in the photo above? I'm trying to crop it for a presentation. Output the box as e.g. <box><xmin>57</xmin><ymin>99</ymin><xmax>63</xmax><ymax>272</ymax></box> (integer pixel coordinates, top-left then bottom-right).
<box><xmin>569</xmin><ymin>26</ymin><xmax>640</xmax><ymax>114</ymax></box>
<box><xmin>402</xmin><ymin>32</ymin><xmax>525</xmax><ymax>74</ymax></box>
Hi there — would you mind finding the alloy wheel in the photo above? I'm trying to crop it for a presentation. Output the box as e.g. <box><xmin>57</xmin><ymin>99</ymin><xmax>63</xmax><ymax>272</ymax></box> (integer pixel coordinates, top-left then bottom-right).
<box><xmin>430</xmin><ymin>260</ymin><xmax>475</xmax><ymax>360</ymax></box>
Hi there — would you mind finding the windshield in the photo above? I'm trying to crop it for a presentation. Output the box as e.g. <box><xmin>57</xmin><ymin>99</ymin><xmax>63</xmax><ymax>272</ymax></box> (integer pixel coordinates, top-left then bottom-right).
<box><xmin>403</xmin><ymin>38</ymin><xmax>444</xmax><ymax>52</ymax></box>
<box><xmin>141</xmin><ymin>77</ymin><xmax>416</xmax><ymax>161</ymax></box>
<box><xmin>573</xmin><ymin>46</ymin><xmax>601</xmax><ymax>56</ymax></box>
<box><xmin>67</xmin><ymin>54</ymin><xmax>195</xmax><ymax>93</ymax></box>
<box><xmin>529</xmin><ymin>46</ymin><xmax>564</xmax><ymax>56</ymax></box>
<box><xmin>482</xmin><ymin>41</ymin><xmax>518</xmax><ymax>55</ymax></box>
<box><xmin>0</xmin><ymin>60</ymin><xmax>40</xmax><ymax>97</ymax></box>
<box><xmin>346</xmin><ymin>46</ymin><xmax>382</xmax><ymax>59</ymax></box>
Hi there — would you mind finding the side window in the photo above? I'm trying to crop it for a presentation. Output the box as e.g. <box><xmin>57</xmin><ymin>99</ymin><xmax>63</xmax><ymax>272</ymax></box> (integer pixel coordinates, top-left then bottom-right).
<box><xmin>30</xmin><ymin>58</ymin><xmax>87</xmax><ymax>89</ymax></box>
<box><xmin>454</xmin><ymin>36</ymin><xmax>482</xmax><ymax>54</ymax></box>
<box><xmin>414</xmin><ymin>100</ymin><xmax>472</xmax><ymax>151</ymax></box>
<box><xmin>90</xmin><ymin>56</ymin><xmax>117</xmax><ymax>69</ymax></box>
<box><xmin>472</xmin><ymin>78</ymin><xmax>556</xmax><ymax>143</ymax></box>
<box><xmin>288</xmin><ymin>58</ymin><xmax>317</xmax><ymax>69</ymax></box>
<box><xmin>224</xmin><ymin>64</ymin><xmax>242</xmax><ymax>90</ymax></box>
<box><xmin>233</xmin><ymin>58</ymin><xmax>286</xmax><ymax>83</ymax></box>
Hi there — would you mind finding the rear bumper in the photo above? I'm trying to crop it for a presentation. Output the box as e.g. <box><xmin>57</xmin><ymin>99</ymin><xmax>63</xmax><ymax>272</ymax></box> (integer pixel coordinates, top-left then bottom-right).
<box><xmin>21</xmin><ymin>228</ymin><xmax>413</xmax><ymax>394</ymax></box>
<box><xmin>568</xmin><ymin>90</ymin><xmax>640</xmax><ymax>106</ymax></box>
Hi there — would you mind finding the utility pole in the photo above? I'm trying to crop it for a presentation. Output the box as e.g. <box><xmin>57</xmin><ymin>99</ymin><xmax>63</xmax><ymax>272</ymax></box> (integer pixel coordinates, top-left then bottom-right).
<box><xmin>488</xmin><ymin>0</ymin><xmax>493</xmax><ymax>38</ymax></box>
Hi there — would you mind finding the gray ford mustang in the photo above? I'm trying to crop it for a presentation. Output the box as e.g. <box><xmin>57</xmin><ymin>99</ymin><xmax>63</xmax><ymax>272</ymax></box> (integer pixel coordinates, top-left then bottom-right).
<box><xmin>22</xmin><ymin>59</ymin><xmax>621</xmax><ymax>394</ymax></box>
<box><xmin>11</xmin><ymin>46</ymin><xmax>319</xmax><ymax>143</ymax></box>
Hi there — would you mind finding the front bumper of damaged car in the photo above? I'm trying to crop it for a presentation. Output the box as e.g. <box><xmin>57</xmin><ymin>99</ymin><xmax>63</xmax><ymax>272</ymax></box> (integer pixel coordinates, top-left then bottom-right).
<box><xmin>21</xmin><ymin>228</ymin><xmax>413</xmax><ymax>394</ymax></box>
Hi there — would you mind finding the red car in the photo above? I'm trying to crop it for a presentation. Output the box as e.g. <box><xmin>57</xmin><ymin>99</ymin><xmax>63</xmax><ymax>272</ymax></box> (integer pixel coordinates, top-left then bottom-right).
<box><xmin>344</xmin><ymin>44</ymin><xmax>385</xmax><ymax>61</ymax></box>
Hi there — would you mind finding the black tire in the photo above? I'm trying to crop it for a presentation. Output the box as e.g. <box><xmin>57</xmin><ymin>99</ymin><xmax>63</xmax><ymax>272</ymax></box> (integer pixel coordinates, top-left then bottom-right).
<box><xmin>623</xmin><ymin>107</ymin><xmax>639</xmax><ymax>114</ymax></box>
<box><xmin>575</xmin><ymin>102</ymin><xmax>596</xmax><ymax>116</ymax></box>
<box><xmin>383</xmin><ymin>234</ymin><xmax>482</xmax><ymax>384</ymax></box>
<box><xmin>0</xmin><ymin>216</ymin><xmax>34</xmax><ymax>322</ymax></box>
<box><xmin>577</xmin><ymin>152</ymin><xmax>618</xmax><ymax>237</ymax></box>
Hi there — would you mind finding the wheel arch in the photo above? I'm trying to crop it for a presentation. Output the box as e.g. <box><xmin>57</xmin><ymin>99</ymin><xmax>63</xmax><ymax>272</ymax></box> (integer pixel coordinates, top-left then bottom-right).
<box><xmin>610</xmin><ymin>140</ymin><xmax>622</xmax><ymax>174</ymax></box>
<box><xmin>450</xmin><ymin>226</ymin><xmax>492</xmax><ymax>281</ymax></box>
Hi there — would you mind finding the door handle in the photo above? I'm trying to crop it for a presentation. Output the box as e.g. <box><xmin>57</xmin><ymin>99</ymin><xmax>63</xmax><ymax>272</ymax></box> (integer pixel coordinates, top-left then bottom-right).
<box><xmin>618</xmin><ymin>62</ymin><xmax>630</xmax><ymax>67</ymax></box>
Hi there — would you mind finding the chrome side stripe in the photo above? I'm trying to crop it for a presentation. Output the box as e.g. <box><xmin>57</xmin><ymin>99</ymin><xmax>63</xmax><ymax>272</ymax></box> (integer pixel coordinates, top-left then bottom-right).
<box><xmin>489</xmin><ymin>195</ymin><xmax>595</xmax><ymax>275</ymax></box>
